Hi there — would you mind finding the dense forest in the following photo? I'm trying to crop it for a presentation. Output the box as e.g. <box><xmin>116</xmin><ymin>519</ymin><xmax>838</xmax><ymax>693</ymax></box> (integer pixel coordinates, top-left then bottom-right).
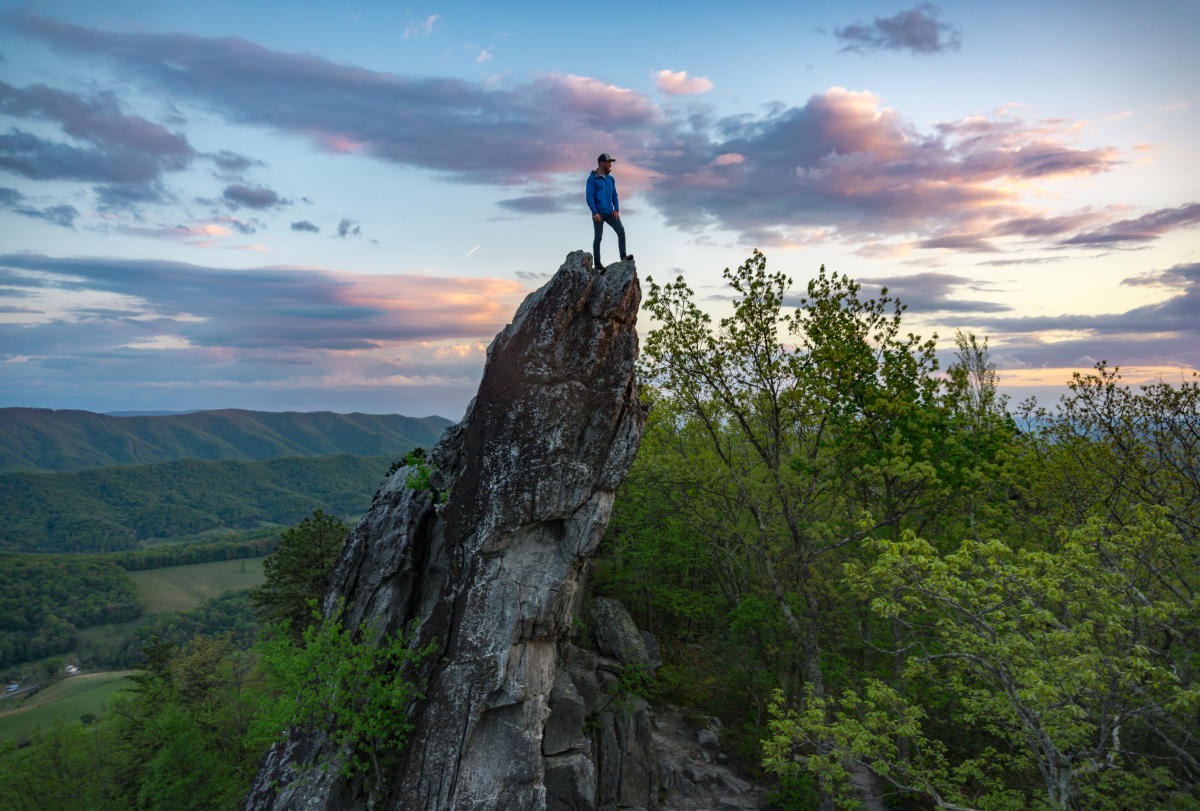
<box><xmin>0</xmin><ymin>532</ymin><xmax>277</xmax><ymax>671</ymax></box>
<box><xmin>99</xmin><ymin>530</ymin><xmax>280</xmax><ymax>571</ymax></box>
<box><xmin>0</xmin><ymin>453</ymin><xmax>395</xmax><ymax>552</ymax></box>
<box><xmin>0</xmin><ymin>555</ymin><xmax>141</xmax><ymax>668</ymax></box>
<box><xmin>1</xmin><ymin>253</ymin><xmax>1196</xmax><ymax>809</ymax></box>
<box><xmin>0</xmin><ymin>408</ymin><xmax>451</xmax><ymax>473</ymax></box>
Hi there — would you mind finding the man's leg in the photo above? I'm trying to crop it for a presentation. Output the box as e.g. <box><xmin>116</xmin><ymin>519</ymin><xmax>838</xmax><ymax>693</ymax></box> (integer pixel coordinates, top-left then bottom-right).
<box><xmin>610</xmin><ymin>216</ymin><xmax>627</xmax><ymax>261</ymax></box>
<box><xmin>593</xmin><ymin>217</ymin><xmax>605</xmax><ymax>267</ymax></box>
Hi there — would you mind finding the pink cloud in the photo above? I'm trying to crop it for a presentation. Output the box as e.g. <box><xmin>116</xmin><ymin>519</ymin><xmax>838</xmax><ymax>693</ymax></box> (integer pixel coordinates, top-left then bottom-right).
<box><xmin>336</xmin><ymin>273</ymin><xmax>527</xmax><ymax>338</ymax></box>
<box><xmin>539</xmin><ymin>74</ymin><xmax>659</xmax><ymax>127</ymax></box>
<box><xmin>647</xmin><ymin>87</ymin><xmax>1124</xmax><ymax>247</ymax></box>
<box><xmin>655</xmin><ymin>70</ymin><xmax>713</xmax><ymax>96</ymax></box>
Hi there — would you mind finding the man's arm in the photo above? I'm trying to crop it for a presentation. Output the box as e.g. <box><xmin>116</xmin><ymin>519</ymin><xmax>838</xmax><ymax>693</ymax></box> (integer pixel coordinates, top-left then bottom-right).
<box><xmin>612</xmin><ymin>180</ymin><xmax>620</xmax><ymax>219</ymax></box>
<box><xmin>586</xmin><ymin>175</ymin><xmax>599</xmax><ymax>215</ymax></box>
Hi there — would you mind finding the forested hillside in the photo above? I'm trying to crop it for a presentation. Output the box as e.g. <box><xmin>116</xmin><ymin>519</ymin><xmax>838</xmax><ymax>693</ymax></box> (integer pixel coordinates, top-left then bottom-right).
<box><xmin>0</xmin><ymin>454</ymin><xmax>395</xmax><ymax>552</ymax></box>
<box><xmin>0</xmin><ymin>408</ymin><xmax>451</xmax><ymax>473</ymax></box>
<box><xmin>0</xmin><ymin>555</ymin><xmax>141</xmax><ymax>667</ymax></box>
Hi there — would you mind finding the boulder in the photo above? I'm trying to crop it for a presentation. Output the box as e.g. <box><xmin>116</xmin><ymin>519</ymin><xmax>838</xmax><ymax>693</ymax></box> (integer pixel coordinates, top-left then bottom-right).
<box><xmin>590</xmin><ymin>597</ymin><xmax>656</xmax><ymax>674</ymax></box>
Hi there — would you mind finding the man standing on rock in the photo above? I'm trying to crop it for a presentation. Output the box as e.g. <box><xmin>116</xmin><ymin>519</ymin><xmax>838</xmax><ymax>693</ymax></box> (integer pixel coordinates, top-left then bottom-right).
<box><xmin>587</xmin><ymin>153</ymin><xmax>632</xmax><ymax>271</ymax></box>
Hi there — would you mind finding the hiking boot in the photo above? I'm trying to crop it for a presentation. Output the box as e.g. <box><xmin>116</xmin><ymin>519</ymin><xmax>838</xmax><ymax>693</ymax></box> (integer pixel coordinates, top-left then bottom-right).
<box><xmin>622</xmin><ymin>254</ymin><xmax>634</xmax><ymax>261</ymax></box>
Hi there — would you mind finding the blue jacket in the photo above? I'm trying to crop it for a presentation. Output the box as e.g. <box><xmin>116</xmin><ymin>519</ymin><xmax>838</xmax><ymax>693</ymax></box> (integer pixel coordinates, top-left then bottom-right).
<box><xmin>586</xmin><ymin>170</ymin><xmax>619</xmax><ymax>215</ymax></box>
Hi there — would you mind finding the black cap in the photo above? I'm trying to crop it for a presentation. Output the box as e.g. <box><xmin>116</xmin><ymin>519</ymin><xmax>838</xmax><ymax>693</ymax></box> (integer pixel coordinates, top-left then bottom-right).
<box><xmin>597</xmin><ymin>153</ymin><xmax>616</xmax><ymax>163</ymax></box>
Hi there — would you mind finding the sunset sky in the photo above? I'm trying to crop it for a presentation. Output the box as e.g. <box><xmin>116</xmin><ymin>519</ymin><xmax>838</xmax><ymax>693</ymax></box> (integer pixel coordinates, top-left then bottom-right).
<box><xmin>2</xmin><ymin>1</ymin><xmax>1197</xmax><ymax>419</ymax></box>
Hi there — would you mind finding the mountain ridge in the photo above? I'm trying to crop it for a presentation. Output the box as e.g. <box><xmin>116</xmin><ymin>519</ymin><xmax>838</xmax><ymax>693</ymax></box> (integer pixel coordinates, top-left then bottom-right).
<box><xmin>0</xmin><ymin>408</ymin><xmax>453</xmax><ymax>473</ymax></box>
<box><xmin>0</xmin><ymin>453</ymin><xmax>398</xmax><ymax>553</ymax></box>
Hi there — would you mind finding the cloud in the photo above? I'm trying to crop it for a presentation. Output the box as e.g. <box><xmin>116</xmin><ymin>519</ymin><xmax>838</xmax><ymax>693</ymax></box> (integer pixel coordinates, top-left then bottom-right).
<box><xmin>989</xmin><ymin>210</ymin><xmax>1106</xmax><ymax>239</ymax></box>
<box><xmin>7</xmin><ymin>13</ymin><xmax>1141</xmax><ymax>252</ymax></box>
<box><xmin>115</xmin><ymin>222</ymin><xmax>234</xmax><ymax>244</ymax></box>
<box><xmin>291</xmin><ymin>220</ymin><xmax>320</xmax><ymax>232</ymax></box>
<box><xmin>959</xmin><ymin>262</ymin><xmax>1200</xmax><ymax>370</ymax></box>
<box><xmin>0</xmin><ymin>186</ymin><xmax>79</xmax><ymax>227</ymax></box>
<box><xmin>477</xmin><ymin>50</ymin><xmax>492</xmax><ymax>64</ymax></box>
<box><xmin>207</xmin><ymin>149</ymin><xmax>263</xmax><ymax>177</ymax></box>
<box><xmin>0</xmin><ymin>79</ymin><xmax>194</xmax><ymax>204</ymax></box>
<box><xmin>95</xmin><ymin>181</ymin><xmax>170</xmax><ymax>209</ymax></box>
<box><xmin>336</xmin><ymin>218</ymin><xmax>361</xmax><ymax>238</ymax></box>
<box><xmin>918</xmin><ymin>234</ymin><xmax>998</xmax><ymax>252</ymax></box>
<box><xmin>222</xmin><ymin>183</ymin><xmax>286</xmax><ymax>210</ymax></box>
<box><xmin>403</xmin><ymin>14</ymin><xmax>439</xmax><ymax>39</ymax></box>
<box><xmin>10</xmin><ymin>13</ymin><xmax>657</xmax><ymax>184</ymax></box>
<box><xmin>645</xmin><ymin>88</ymin><xmax>1118</xmax><ymax>244</ymax></box>
<box><xmin>835</xmin><ymin>3</ymin><xmax>961</xmax><ymax>54</ymax></box>
<box><xmin>495</xmin><ymin>193</ymin><xmax>577</xmax><ymax>214</ymax></box>
<box><xmin>212</xmin><ymin>215</ymin><xmax>260</xmax><ymax>235</ymax></box>
<box><xmin>1059</xmin><ymin>202</ymin><xmax>1200</xmax><ymax>246</ymax></box>
<box><xmin>0</xmin><ymin>252</ymin><xmax>526</xmax><ymax>354</ymax></box>
<box><xmin>656</xmin><ymin>70</ymin><xmax>713</xmax><ymax>96</ymax></box>
<box><xmin>853</xmin><ymin>272</ymin><xmax>1012</xmax><ymax>313</ymax></box>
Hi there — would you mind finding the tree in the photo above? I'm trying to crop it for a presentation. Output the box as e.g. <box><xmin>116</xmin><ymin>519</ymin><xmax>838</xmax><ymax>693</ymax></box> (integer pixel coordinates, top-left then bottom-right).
<box><xmin>1015</xmin><ymin>363</ymin><xmax>1200</xmax><ymax>549</ymax></box>
<box><xmin>634</xmin><ymin>251</ymin><xmax>1009</xmax><ymax>804</ymax></box>
<box><xmin>249</xmin><ymin>510</ymin><xmax>348</xmax><ymax>638</ymax></box>
<box><xmin>252</xmin><ymin>600</ymin><xmax>436</xmax><ymax>790</ymax></box>
<box><xmin>766</xmin><ymin>508</ymin><xmax>1200</xmax><ymax>809</ymax></box>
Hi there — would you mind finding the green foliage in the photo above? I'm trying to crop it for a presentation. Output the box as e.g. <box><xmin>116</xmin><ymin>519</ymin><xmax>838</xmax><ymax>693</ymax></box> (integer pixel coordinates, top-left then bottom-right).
<box><xmin>0</xmin><ymin>554</ymin><xmax>141</xmax><ymax>667</ymax></box>
<box><xmin>766</xmin><ymin>508</ymin><xmax>1200</xmax><ymax>808</ymax></box>
<box><xmin>401</xmin><ymin>447</ymin><xmax>434</xmax><ymax>491</ymax></box>
<box><xmin>585</xmin><ymin>662</ymin><xmax>656</xmax><ymax>731</ymax></box>
<box><xmin>0</xmin><ymin>407</ymin><xmax>452</xmax><ymax>473</ymax></box>
<box><xmin>0</xmin><ymin>454</ymin><xmax>392</xmax><ymax>553</ymax></box>
<box><xmin>249</xmin><ymin>510</ymin><xmax>348</xmax><ymax>638</ymax></box>
<box><xmin>79</xmin><ymin>591</ymin><xmax>258</xmax><ymax>670</ymax></box>
<box><xmin>253</xmin><ymin>599</ymin><xmax>436</xmax><ymax>784</ymax></box>
<box><xmin>101</xmin><ymin>529</ymin><xmax>279</xmax><ymax>571</ymax></box>
<box><xmin>0</xmin><ymin>634</ymin><xmax>266</xmax><ymax>810</ymax></box>
<box><xmin>0</xmin><ymin>721</ymin><xmax>123</xmax><ymax>809</ymax></box>
<box><xmin>602</xmin><ymin>251</ymin><xmax>1196</xmax><ymax>806</ymax></box>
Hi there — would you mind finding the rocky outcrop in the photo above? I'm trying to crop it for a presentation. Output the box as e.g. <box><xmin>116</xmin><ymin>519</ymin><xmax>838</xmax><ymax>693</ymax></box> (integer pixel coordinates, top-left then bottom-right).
<box><xmin>546</xmin><ymin>637</ymin><xmax>768</xmax><ymax>811</ymax></box>
<box><xmin>243</xmin><ymin>252</ymin><xmax>645</xmax><ymax>810</ymax></box>
<box><xmin>243</xmin><ymin>252</ymin><xmax>770</xmax><ymax>810</ymax></box>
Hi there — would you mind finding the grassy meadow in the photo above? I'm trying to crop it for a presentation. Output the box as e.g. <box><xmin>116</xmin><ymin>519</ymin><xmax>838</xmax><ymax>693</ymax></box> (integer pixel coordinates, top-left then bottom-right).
<box><xmin>131</xmin><ymin>556</ymin><xmax>267</xmax><ymax>613</ymax></box>
<box><xmin>0</xmin><ymin>671</ymin><xmax>135</xmax><ymax>740</ymax></box>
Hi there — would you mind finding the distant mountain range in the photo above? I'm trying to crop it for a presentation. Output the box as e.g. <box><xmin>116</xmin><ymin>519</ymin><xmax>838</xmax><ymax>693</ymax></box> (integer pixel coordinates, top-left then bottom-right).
<box><xmin>0</xmin><ymin>408</ymin><xmax>454</xmax><ymax>473</ymax></box>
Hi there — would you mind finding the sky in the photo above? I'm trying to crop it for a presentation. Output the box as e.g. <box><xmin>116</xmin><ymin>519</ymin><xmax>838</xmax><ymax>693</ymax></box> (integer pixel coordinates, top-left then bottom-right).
<box><xmin>1</xmin><ymin>0</ymin><xmax>1197</xmax><ymax>420</ymax></box>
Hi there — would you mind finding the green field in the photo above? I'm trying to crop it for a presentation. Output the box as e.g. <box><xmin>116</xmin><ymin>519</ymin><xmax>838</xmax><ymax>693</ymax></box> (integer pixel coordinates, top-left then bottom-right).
<box><xmin>131</xmin><ymin>557</ymin><xmax>267</xmax><ymax>613</ymax></box>
<box><xmin>0</xmin><ymin>671</ymin><xmax>135</xmax><ymax>740</ymax></box>
<box><xmin>76</xmin><ymin>617</ymin><xmax>144</xmax><ymax>646</ymax></box>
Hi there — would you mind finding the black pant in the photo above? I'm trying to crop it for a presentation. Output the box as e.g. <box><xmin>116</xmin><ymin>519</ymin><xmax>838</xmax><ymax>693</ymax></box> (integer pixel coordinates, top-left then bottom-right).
<box><xmin>592</xmin><ymin>213</ymin><xmax>626</xmax><ymax>267</ymax></box>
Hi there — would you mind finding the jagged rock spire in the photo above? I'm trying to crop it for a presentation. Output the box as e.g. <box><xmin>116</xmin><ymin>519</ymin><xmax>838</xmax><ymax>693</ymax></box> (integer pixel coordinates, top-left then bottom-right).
<box><xmin>244</xmin><ymin>252</ymin><xmax>644</xmax><ymax>810</ymax></box>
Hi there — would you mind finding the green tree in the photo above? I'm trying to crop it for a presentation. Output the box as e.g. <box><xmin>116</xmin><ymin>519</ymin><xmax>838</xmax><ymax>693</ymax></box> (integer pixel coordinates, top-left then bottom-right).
<box><xmin>249</xmin><ymin>510</ymin><xmax>348</xmax><ymax>638</ymax></box>
<box><xmin>252</xmin><ymin>600</ymin><xmax>436</xmax><ymax>790</ymax></box>
<box><xmin>633</xmin><ymin>251</ymin><xmax>1010</xmax><ymax>803</ymax></box>
<box><xmin>766</xmin><ymin>508</ymin><xmax>1200</xmax><ymax>809</ymax></box>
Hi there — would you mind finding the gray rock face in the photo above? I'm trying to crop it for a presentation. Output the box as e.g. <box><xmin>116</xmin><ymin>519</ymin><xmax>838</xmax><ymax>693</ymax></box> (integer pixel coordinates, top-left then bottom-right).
<box><xmin>547</xmin><ymin>641</ymin><xmax>768</xmax><ymax>811</ymax></box>
<box><xmin>243</xmin><ymin>252</ymin><xmax>645</xmax><ymax>811</ymax></box>
<box><xmin>589</xmin><ymin>597</ymin><xmax>656</xmax><ymax>674</ymax></box>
